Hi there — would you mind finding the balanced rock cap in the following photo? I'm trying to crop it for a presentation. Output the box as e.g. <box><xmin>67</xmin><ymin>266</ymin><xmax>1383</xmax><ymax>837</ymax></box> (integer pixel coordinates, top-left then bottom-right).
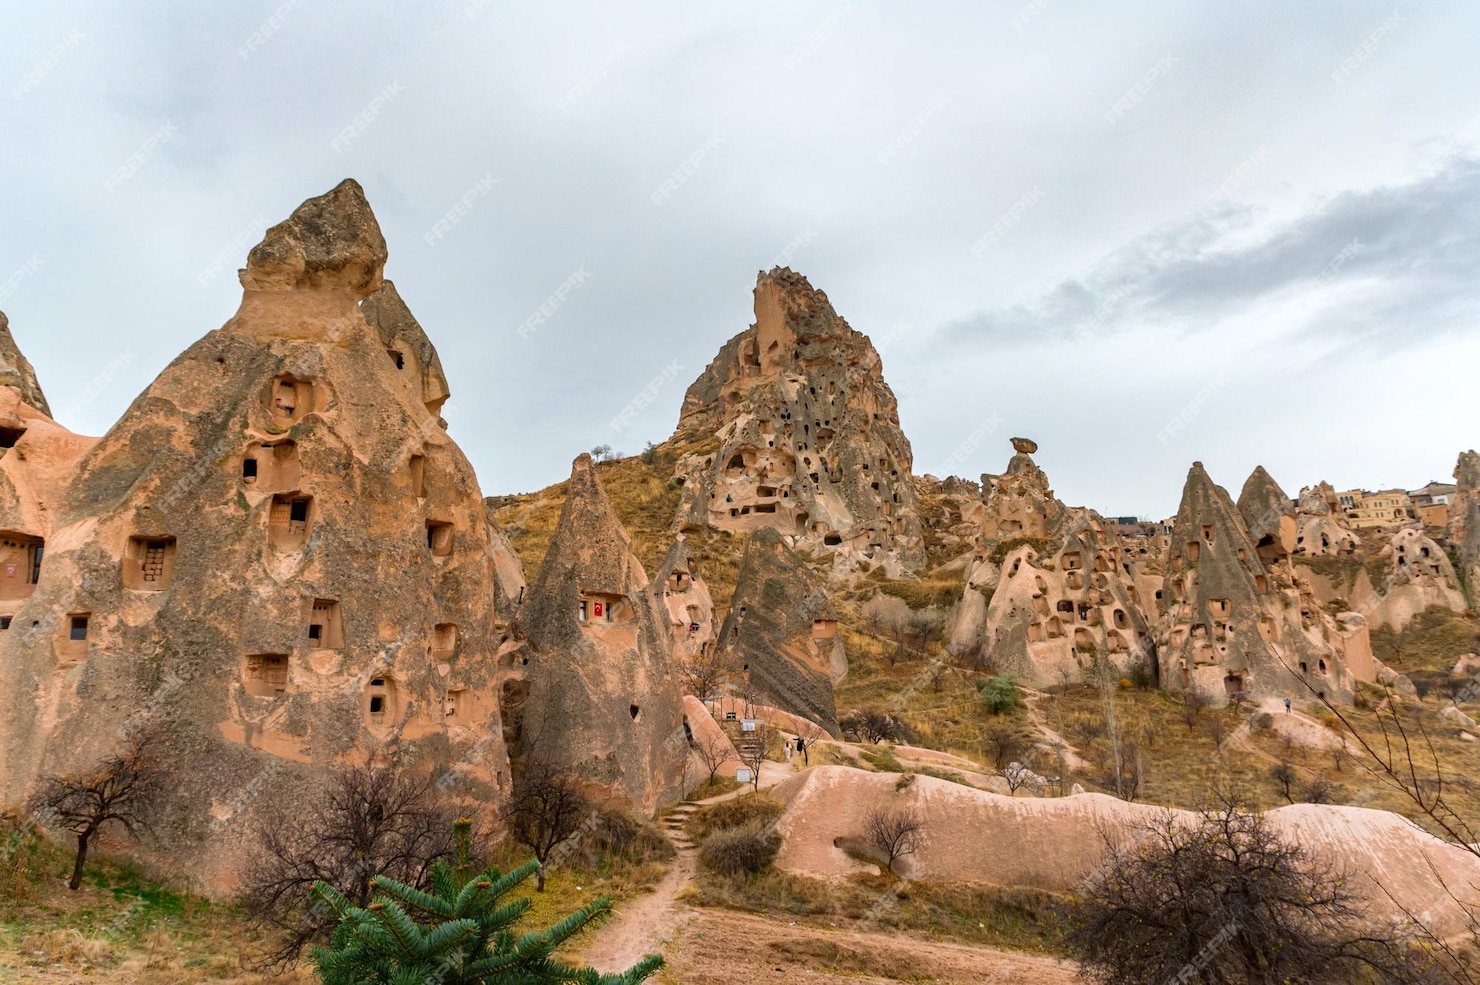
<box><xmin>1011</xmin><ymin>436</ymin><xmax>1038</xmax><ymax>455</ymax></box>
<box><xmin>240</xmin><ymin>178</ymin><xmax>387</xmax><ymax>296</ymax></box>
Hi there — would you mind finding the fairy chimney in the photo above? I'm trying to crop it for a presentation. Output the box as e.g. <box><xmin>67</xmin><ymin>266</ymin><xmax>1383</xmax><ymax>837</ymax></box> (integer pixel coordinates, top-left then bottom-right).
<box><xmin>510</xmin><ymin>454</ymin><xmax>686</xmax><ymax>815</ymax></box>
<box><xmin>717</xmin><ymin>527</ymin><xmax>846</xmax><ymax>735</ymax></box>
<box><xmin>670</xmin><ymin>268</ymin><xmax>926</xmax><ymax>577</ymax></box>
<box><xmin>0</xmin><ymin>180</ymin><xmax>512</xmax><ymax>887</ymax></box>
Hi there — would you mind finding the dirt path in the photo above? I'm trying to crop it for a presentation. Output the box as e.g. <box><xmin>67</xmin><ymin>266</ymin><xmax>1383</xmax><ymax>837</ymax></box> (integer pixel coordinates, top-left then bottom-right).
<box><xmin>580</xmin><ymin>761</ymin><xmax>793</xmax><ymax>974</ymax></box>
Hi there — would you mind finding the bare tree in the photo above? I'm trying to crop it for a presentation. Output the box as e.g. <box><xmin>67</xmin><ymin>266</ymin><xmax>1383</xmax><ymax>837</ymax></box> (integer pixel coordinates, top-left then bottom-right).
<box><xmin>1179</xmin><ymin>689</ymin><xmax>1211</xmax><ymax>727</ymax></box>
<box><xmin>1002</xmin><ymin>759</ymin><xmax>1038</xmax><ymax>795</ymax></box>
<box><xmin>1069</xmin><ymin>799</ymin><xmax>1425</xmax><ymax>984</ymax></box>
<box><xmin>1271</xmin><ymin>761</ymin><xmax>1298</xmax><ymax>804</ymax></box>
<box><xmin>841</xmin><ymin>708</ymin><xmax>914</xmax><ymax>745</ymax></box>
<box><xmin>739</xmin><ymin>739</ymin><xmax>768</xmax><ymax>794</ymax></box>
<box><xmin>1302</xmin><ymin>776</ymin><xmax>1342</xmax><ymax>806</ymax></box>
<box><xmin>863</xmin><ymin>806</ymin><xmax>923</xmax><ymax>876</ymax></box>
<box><xmin>504</xmin><ymin>759</ymin><xmax>592</xmax><ymax>891</ymax></box>
<box><xmin>679</xmin><ymin>645</ymin><xmax>736</xmax><ymax>703</ymax></box>
<box><xmin>691</xmin><ymin>731</ymin><xmax>734</xmax><ymax>787</ymax></box>
<box><xmin>983</xmin><ymin>721</ymin><xmax>1029</xmax><ymax>773</ymax></box>
<box><xmin>241</xmin><ymin>757</ymin><xmax>462</xmax><ymax>969</ymax></box>
<box><xmin>28</xmin><ymin>728</ymin><xmax>166</xmax><ymax>891</ymax></box>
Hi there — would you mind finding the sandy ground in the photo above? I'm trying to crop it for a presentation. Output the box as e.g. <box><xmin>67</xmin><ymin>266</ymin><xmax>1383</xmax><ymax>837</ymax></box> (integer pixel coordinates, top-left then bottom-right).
<box><xmin>662</xmin><ymin>909</ymin><xmax>1079</xmax><ymax>985</ymax></box>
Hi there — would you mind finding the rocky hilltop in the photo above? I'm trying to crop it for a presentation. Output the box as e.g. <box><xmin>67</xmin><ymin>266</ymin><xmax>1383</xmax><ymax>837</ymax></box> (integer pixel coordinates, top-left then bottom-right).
<box><xmin>670</xmin><ymin>268</ymin><xmax>926</xmax><ymax>576</ymax></box>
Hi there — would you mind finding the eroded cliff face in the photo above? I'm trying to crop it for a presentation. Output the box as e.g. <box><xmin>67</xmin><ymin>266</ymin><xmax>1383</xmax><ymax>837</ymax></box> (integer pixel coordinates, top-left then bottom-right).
<box><xmin>1452</xmin><ymin>451</ymin><xmax>1480</xmax><ymax>608</ymax></box>
<box><xmin>1157</xmin><ymin>463</ymin><xmax>1372</xmax><ymax>706</ymax></box>
<box><xmin>508</xmin><ymin>455</ymin><xmax>686</xmax><ymax>815</ymax></box>
<box><xmin>0</xmin><ymin>311</ymin><xmax>52</xmax><ymax>418</ymax></box>
<box><xmin>0</xmin><ymin>180</ymin><xmax>512</xmax><ymax>886</ymax></box>
<box><xmin>945</xmin><ymin>441</ymin><xmax>1160</xmax><ymax>687</ymax></box>
<box><xmin>717</xmin><ymin>527</ymin><xmax>845</xmax><ymax>736</ymax></box>
<box><xmin>670</xmin><ymin>268</ymin><xmax>925</xmax><ymax>577</ymax></box>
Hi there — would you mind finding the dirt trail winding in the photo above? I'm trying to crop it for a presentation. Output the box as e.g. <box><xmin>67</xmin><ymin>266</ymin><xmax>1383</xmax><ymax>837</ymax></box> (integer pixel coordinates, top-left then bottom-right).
<box><xmin>580</xmin><ymin>761</ymin><xmax>793</xmax><ymax>974</ymax></box>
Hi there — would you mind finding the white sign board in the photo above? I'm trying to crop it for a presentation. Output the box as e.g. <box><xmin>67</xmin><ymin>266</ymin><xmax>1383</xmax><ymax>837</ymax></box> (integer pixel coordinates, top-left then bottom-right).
<box><xmin>741</xmin><ymin>720</ymin><xmax>759</xmax><ymax>732</ymax></box>
<box><xmin>736</xmin><ymin>768</ymin><xmax>752</xmax><ymax>783</ymax></box>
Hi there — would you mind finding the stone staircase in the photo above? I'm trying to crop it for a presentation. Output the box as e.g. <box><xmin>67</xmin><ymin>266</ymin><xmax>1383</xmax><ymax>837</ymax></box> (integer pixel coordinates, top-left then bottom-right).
<box><xmin>721</xmin><ymin>719</ymin><xmax>767</xmax><ymax>763</ymax></box>
<box><xmin>660</xmin><ymin>801</ymin><xmax>701</xmax><ymax>852</ymax></box>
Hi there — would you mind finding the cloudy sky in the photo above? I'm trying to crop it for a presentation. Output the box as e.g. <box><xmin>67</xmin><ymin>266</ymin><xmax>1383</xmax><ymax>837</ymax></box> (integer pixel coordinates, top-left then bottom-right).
<box><xmin>2</xmin><ymin>2</ymin><xmax>1476</xmax><ymax>519</ymax></box>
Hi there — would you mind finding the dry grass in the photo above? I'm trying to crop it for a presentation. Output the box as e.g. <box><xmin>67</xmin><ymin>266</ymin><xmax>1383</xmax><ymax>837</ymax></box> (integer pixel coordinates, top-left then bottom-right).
<box><xmin>491</xmin><ymin>445</ymin><xmax>747</xmax><ymax>614</ymax></box>
<box><xmin>686</xmin><ymin>868</ymin><xmax>1068</xmax><ymax>955</ymax></box>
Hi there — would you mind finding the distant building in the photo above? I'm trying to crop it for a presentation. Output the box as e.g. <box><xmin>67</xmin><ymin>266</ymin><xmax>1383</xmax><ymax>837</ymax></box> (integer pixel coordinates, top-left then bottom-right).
<box><xmin>1336</xmin><ymin>488</ymin><xmax>1414</xmax><ymax>529</ymax></box>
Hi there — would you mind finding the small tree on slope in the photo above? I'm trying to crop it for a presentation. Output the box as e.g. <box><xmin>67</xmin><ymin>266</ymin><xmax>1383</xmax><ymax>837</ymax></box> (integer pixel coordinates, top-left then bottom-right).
<box><xmin>312</xmin><ymin>821</ymin><xmax>661</xmax><ymax>985</ymax></box>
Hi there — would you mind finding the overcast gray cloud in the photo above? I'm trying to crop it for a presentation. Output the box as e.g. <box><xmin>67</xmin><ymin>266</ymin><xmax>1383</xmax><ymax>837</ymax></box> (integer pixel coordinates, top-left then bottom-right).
<box><xmin>949</xmin><ymin>152</ymin><xmax>1480</xmax><ymax>352</ymax></box>
<box><xmin>0</xmin><ymin>1</ymin><xmax>1476</xmax><ymax>519</ymax></box>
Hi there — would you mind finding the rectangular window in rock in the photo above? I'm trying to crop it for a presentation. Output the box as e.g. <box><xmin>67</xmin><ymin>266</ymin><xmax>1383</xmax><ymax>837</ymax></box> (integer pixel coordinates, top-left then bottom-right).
<box><xmin>269</xmin><ymin>494</ymin><xmax>313</xmax><ymax>551</ymax></box>
<box><xmin>244</xmin><ymin>654</ymin><xmax>290</xmax><ymax>698</ymax></box>
<box><xmin>123</xmin><ymin>535</ymin><xmax>177</xmax><ymax>591</ymax></box>
<box><xmin>309</xmin><ymin>599</ymin><xmax>344</xmax><ymax>649</ymax></box>
<box><xmin>426</xmin><ymin>520</ymin><xmax>453</xmax><ymax>556</ymax></box>
<box><xmin>0</xmin><ymin>533</ymin><xmax>44</xmax><ymax>601</ymax></box>
<box><xmin>432</xmin><ymin>622</ymin><xmax>457</xmax><ymax>660</ymax></box>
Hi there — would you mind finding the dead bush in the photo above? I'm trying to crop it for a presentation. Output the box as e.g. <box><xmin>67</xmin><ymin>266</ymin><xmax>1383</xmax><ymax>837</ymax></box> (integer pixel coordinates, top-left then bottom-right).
<box><xmin>698</xmin><ymin>821</ymin><xmax>781</xmax><ymax>877</ymax></box>
<box><xmin>686</xmin><ymin>792</ymin><xmax>784</xmax><ymax>842</ymax></box>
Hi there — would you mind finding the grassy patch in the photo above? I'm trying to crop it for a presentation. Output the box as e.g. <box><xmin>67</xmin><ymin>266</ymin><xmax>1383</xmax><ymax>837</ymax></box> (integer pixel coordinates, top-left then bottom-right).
<box><xmin>685</xmin><ymin>793</ymin><xmax>785</xmax><ymax>842</ymax></box>
<box><xmin>688</xmin><ymin>869</ymin><xmax>1068</xmax><ymax>954</ymax></box>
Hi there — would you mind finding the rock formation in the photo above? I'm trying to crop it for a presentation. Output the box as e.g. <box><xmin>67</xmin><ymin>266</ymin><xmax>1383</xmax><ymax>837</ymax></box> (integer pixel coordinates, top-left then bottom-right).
<box><xmin>0</xmin><ymin>312</ymin><xmax>52</xmax><ymax>418</ymax></box>
<box><xmin>1452</xmin><ymin>450</ymin><xmax>1480</xmax><ymax>608</ymax></box>
<box><xmin>945</xmin><ymin>441</ymin><xmax>1159</xmax><ymax>687</ymax></box>
<box><xmin>1157</xmin><ymin>463</ymin><xmax>1372</xmax><ymax>705</ymax></box>
<box><xmin>670</xmin><ymin>268</ymin><xmax>925</xmax><ymax>576</ymax></box>
<box><xmin>717</xmin><ymin>527</ymin><xmax>845</xmax><ymax>735</ymax></box>
<box><xmin>652</xmin><ymin>535</ymin><xmax>716</xmax><ymax>667</ymax></box>
<box><xmin>1236</xmin><ymin>466</ymin><xmax>1298</xmax><ymax>563</ymax></box>
<box><xmin>360</xmin><ymin>279</ymin><xmax>452</xmax><ymax>422</ymax></box>
<box><xmin>0</xmin><ymin>180</ymin><xmax>512</xmax><ymax>885</ymax></box>
<box><xmin>0</xmin><ymin>317</ymin><xmax>97</xmax><ymax>627</ymax></box>
<box><xmin>508</xmin><ymin>454</ymin><xmax>686</xmax><ymax>814</ymax></box>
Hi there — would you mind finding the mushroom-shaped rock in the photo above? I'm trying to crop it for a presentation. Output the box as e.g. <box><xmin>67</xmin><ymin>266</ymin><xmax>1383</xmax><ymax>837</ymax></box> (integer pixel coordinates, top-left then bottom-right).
<box><xmin>1010</xmin><ymin>436</ymin><xmax>1038</xmax><ymax>455</ymax></box>
<box><xmin>239</xmin><ymin>178</ymin><xmax>387</xmax><ymax>296</ymax></box>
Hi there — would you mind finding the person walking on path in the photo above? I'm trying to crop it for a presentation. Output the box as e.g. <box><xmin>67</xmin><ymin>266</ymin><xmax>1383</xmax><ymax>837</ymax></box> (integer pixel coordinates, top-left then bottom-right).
<box><xmin>796</xmin><ymin>736</ymin><xmax>808</xmax><ymax>765</ymax></box>
<box><xmin>1284</xmin><ymin>697</ymin><xmax>1292</xmax><ymax>713</ymax></box>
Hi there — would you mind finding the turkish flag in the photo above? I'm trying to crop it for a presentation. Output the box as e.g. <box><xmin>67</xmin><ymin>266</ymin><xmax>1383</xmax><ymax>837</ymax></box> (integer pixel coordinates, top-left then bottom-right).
<box><xmin>593</xmin><ymin>602</ymin><xmax>605</xmax><ymax>618</ymax></box>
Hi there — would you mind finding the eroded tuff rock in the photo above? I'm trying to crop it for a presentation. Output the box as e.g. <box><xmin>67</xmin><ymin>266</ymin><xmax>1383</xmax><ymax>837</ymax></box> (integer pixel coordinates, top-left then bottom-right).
<box><xmin>1452</xmin><ymin>451</ymin><xmax>1480</xmax><ymax>608</ymax></box>
<box><xmin>360</xmin><ymin>279</ymin><xmax>452</xmax><ymax>421</ymax></box>
<box><xmin>652</xmin><ymin>535</ymin><xmax>716</xmax><ymax>668</ymax></box>
<box><xmin>0</xmin><ymin>312</ymin><xmax>52</xmax><ymax>417</ymax></box>
<box><xmin>1283</xmin><ymin>468</ymin><xmax>1467</xmax><ymax>631</ymax></box>
<box><xmin>946</xmin><ymin>441</ymin><xmax>1159</xmax><ymax>687</ymax></box>
<box><xmin>1237</xmin><ymin>466</ymin><xmax>1297</xmax><ymax>562</ymax></box>
<box><xmin>0</xmin><ymin>181</ymin><xmax>511</xmax><ymax>887</ymax></box>
<box><xmin>1157</xmin><ymin>463</ymin><xmax>1373</xmax><ymax>705</ymax></box>
<box><xmin>671</xmin><ymin>268</ymin><xmax>925</xmax><ymax>576</ymax></box>
<box><xmin>717</xmin><ymin>527</ymin><xmax>845</xmax><ymax>735</ymax></box>
<box><xmin>508</xmin><ymin>454</ymin><xmax>685</xmax><ymax>814</ymax></box>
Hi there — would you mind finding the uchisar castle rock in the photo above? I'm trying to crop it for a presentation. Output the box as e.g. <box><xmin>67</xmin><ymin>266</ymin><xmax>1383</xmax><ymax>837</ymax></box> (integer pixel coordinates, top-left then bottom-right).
<box><xmin>0</xmin><ymin>179</ymin><xmax>1475</xmax><ymax>895</ymax></box>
